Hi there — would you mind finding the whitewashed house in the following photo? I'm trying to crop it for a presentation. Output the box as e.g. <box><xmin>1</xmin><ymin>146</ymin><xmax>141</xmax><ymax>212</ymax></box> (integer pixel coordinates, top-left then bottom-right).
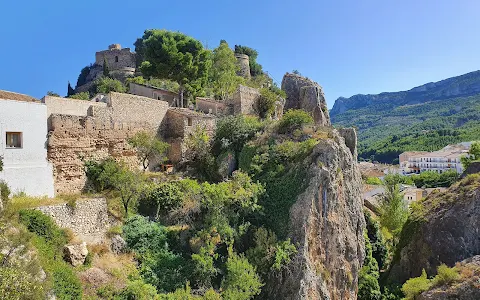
<box><xmin>0</xmin><ymin>91</ymin><xmax>54</xmax><ymax>197</ymax></box>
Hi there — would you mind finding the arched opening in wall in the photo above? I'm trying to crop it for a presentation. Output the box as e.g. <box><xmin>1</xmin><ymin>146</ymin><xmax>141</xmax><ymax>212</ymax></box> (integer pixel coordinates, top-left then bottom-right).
<box><xmin>115</xmin><ymin>56</ymin><xmax>119</xmax><ymax>62</ymax></box>
<box><xmin>187</xmin><ymin>117</ymin><xmax>192</xmax><ymax>126</ymax></box>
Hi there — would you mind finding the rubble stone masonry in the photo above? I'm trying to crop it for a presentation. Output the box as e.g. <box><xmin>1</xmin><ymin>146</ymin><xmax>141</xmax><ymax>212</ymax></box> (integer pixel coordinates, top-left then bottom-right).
<box><xmin>37</xmin><ymin>198</ymin><xmax>112</xmax><ymax>239</ymax></box>
<box><xmin>46</xmin><ymin>93</ymin><xmax>170</xmax><ymax>194</ymax></box>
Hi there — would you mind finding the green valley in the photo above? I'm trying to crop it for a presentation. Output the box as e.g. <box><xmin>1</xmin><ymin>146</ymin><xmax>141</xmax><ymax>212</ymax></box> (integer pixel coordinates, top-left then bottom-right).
<box><xmin>330</xmin><ymin>70</ymin><xmax>480</xmax><ymax>163</ymax></box>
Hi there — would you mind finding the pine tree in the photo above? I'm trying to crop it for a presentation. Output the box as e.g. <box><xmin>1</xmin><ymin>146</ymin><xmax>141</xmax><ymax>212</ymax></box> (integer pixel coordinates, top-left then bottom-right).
<box><xmin>103</xmin><ymin>56</ymin><xmax>110</xmax><ymax>77</ymax></box>
<box><xmin>67</xmin><ymin>82</ymin><xmax>75</xmax><ymax>97</ymax></box>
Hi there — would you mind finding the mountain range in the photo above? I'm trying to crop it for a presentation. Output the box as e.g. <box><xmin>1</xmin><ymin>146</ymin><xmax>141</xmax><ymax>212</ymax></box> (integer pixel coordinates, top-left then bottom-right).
<box><xmin>330</xmin><ymin>70</ymin><xmax>480</xmax><ymax>163</ymax></box>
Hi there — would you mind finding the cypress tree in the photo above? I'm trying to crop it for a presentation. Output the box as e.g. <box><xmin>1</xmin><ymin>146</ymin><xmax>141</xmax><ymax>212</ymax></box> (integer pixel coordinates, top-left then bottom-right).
<box><xmin>67</xmin><ymin>81</ymin><xmax>75</xmax><ymax>97</ymax></box>
<box><xmin>103</xmin><ymin>56</ymin><xmax>110</xmax><ymax>77</ymax></box>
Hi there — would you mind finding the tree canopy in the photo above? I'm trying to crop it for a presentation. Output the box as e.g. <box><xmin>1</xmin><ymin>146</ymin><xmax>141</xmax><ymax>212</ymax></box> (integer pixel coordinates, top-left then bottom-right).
<box><xmin>136</xmin><ymin>30</ymin><xmax>211</xmax><ymax>107</ymax></box>
<box><xmin>128</xmin><ymin>131</ymin><xmax>169</xmax><ymax>171</ymax></box>
<box><xmin>211</xmin><ymin>41</ymin><xmax>244</xmax><ymax>100</ymax></box>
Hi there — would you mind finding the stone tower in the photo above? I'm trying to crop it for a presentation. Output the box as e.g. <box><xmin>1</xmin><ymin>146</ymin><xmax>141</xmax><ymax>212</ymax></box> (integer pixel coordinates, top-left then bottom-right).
<box><xmin>94</xmin><ymin>44</ymin><xmax>136</xmax><ymax>82</ymax></box>
<box><xmin>235</xmin><ymin>53</ymin><xmax>251</xmax><ymax>79</ymax></box>
<box><xmin>95</xmin><ymin>44</ymin><xmax>136</xmax><ymax>71</ymax></box>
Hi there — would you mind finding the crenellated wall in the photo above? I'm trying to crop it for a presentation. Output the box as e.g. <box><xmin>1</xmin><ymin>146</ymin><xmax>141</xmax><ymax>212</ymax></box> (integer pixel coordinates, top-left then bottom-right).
<box><xmin>47</xmin><ymin>114</ymin><xmax>146</xmax><ymax>194</ymax></box>
<box><xmin>46</xmin><ymin>93</ymin><xmax>170</xmax><ymax>194</ymax></box>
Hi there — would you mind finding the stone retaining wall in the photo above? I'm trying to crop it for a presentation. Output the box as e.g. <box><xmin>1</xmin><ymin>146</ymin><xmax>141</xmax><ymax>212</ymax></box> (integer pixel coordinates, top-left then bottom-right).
<box><xmin>37</xmin><ymin>198</ymin><xmax>111</xmax><ymax>237</ymax></box>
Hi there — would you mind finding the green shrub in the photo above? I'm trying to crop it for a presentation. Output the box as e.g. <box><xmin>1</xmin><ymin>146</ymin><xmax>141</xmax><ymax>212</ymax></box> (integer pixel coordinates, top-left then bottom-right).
<box><xmin>122</xmin><ymin>215</ymin><xmax>168</xmax><ymax>254</ymax></box>
<box><xmin>365</xmin><ymin>177</ymin><xmax>383</xmax><ymax>185</ymax></box>
<box><xmin>66</xmin><ymin>198</ymin><xmax>76</xmax><ymax>210</ymax></box>
<box><xmin>95</xmin><ymin>77</ymin><xmax>127</xmax><ymax>94</ymax></box>
<box><xmin>221</xmin><ymin>252</ymin><xmax>263</xmax><ymax>300</ymax></box>
<box><xmin>432</xmin><ymin>264</ymin><xmax>460</xmax><ymax>287</ymax></box>
<box><xmin>18</xmin><ymin>209</ymin><xmax>68</xmax><ymax>251</ymax></box>
<box><xmin>0</xmin><ymin>267</ymin><xmax>44</xmax><ymax>300</ymax></box>
<box><xmin>246</xmin><ymin>227</ymin><xmax>297</xmax><ymax>278</ymax></box>
<box><xmin>123</xmin><ymin>215</ymin><xmax>191</xmax><ymax>293</ymax></box>
<box><xmin>68</xmin><ymin>92</ymin><xmax>90</xmax><ymax>100</ymax></box>
<box><xmin>119</xmin><ymin>280</ymin><xmax>159</xmax><ymax>299</ymax></box>
<box><xmin>85</xmin><ymin>158</ymin><xmax>122</xmax><ymax>192</ymax></box>
<box><xmin>52</xmin><ymin>265</ymin><xmax>82</xmax><ymax>299</ymax></box>
<box><xmin>0</xmin><ymin>180</ymin><xmax>10</xmax><ymax>206</ymax></box>
<box><xmin>411</xmin><ymin>170</ymin><xmax>459</xmax><ymax>188</ymax></box>
<box><xmin>140</xmin><ymin>249</ymin><xmax>192</xmax><ymax>293</ymax></box>
<box><xmin>358</xmin><ymin>232</ymin><xmax>381</xmax><ymax>300</ymax></box>
<box><xmin>278</xmin><ymin>109</ymin><xmax>313</xmax><ymax>134</ymax></box>
<box><xmin>141</xmin><ymin>183</ymin><xmax>184</xmax><ymax>220</ymax></box>
<box><xmin>401</xmin><ymin>269</ymin><xmax>431</xmax><ymax>300</ymax></box>
<box><xmin>213</xmin><ymin>115</ymin><xmax>263</xmax><ymax>158</ymax></box>
<box><xmin>257</xmin><ymin>88</ymin><xmax>279</xmax><ymax>119</ymax></box>
<box><xmin>20</xmin><ymin>211</ymin><xmax>82</xmax><ymax>300</ymax></box>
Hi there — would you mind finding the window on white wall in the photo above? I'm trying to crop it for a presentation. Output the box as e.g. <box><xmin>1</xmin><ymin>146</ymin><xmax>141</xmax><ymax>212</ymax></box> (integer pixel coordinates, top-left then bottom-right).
<box><xmin>6</xmin><ymin>132</ymin><xmax>22</xmax><ymax>148</ymax></box>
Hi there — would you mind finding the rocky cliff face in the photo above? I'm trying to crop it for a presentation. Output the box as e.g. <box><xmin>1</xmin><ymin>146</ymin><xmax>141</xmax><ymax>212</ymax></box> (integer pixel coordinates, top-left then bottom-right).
<box><xmin>268</xmin><ymin>128</ymin><xmax>365</xmax><ymax>299</ymax></box>
<box><xmin>418</xmin><ymin>255</ymin><xmax>480</xmax><ymax>300</ymax></box>
<box><xmin>388</xmin><ymin>175</ymin><xmax>480</xmax><ymax>284</ymax></box>
<box><xmin>281</xmin><ymin>73</ymin><xmax>331</xmax><ymax>126</ymax></box>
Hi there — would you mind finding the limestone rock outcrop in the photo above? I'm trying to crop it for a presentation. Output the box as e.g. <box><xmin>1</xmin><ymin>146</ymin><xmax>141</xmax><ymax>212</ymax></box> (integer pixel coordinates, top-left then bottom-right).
<box><xmin>63</xmin><ymin>242</ymin><xmax>88</xmax><ymax>266</ymax></box>
<box><xmin>281</xmin><ymin>73</ymin><xmax>331</xmax><ymax>126</ymax></box>
<box><xmin>418</xmin><ymin>255</ymin><xmax>480</xmax><ymax>300</ymax></box>
<box><xmin>388</xmin><ymin>176</ymin><xmax>480</xmax><ymax>283</ymax></box>
<box><xmin>110</xmin><ymin>234</ymin><xmax>127</xmax><ymax>254</ymax></box>
<box><xmin>268</xmin><ymin>129</ymin><xmax>365</xmax><ymax>299</ymax></box>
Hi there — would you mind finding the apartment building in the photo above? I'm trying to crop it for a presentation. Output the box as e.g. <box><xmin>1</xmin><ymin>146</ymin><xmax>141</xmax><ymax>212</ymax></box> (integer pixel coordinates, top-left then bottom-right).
<box><xmin>400</xmin><ymin>143</ymin><xmax>471</xmax><ymax>175</ymax></box>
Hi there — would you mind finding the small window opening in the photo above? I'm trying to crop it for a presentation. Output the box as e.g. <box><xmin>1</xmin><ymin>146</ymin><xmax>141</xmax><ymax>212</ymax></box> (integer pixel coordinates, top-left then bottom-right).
<box><xmin>6</xmin><ymin>132</ymin><xmax>22</xmax><ymax>148</ymax></box>
<box><xmin>187</xmin><ymin>118</ymin><xmax>192</xmax><ymax>126</ymax></box>
<box><xmin>115</xmin><ymin>56</ymin><xmax>119</xmax><ymax>62</ymax></box>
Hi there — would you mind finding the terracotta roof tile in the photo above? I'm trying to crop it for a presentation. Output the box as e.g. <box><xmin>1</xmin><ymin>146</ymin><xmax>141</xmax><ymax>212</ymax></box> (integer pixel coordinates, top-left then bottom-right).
<box><xmin>0</xmin><ymin>90</ymin><xmax>39</xmax><ymax>103</ymax></box>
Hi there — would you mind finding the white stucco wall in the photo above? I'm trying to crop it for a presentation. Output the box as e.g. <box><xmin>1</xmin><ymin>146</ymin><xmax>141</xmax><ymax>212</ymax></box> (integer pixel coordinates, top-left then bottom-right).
<box><xmin>0</xmin><ymin>99</ymin><xmax>55</xmax><ymax>197</ymax></box>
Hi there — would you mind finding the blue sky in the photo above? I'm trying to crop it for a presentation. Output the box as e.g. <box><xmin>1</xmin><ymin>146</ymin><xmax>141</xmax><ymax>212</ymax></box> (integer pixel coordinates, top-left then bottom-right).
<box><xmin>1</xmin><ymin>0</ymin><xmax>479</xmax><ymax>108</ymax></box>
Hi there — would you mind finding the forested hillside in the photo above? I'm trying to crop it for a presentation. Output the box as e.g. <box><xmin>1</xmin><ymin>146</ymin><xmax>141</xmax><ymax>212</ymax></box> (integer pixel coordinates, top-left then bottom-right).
<box><xmin>330</xmin><ymin>71</ymin><xmax>480</xmax><ymax>163</ymax></box>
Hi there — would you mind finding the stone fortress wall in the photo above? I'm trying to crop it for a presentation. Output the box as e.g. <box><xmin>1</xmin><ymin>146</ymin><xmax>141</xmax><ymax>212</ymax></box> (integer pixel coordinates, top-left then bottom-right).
<box><xmin>163</xmin><ymin>108</ymin><xmax>216</xmax><ymax>163</ymax></box>
<box><xmin>46</xmin><ymin>92</ymin><xmax>170</xmax><ymax>194</ymax></box>
<box><xmin>232</xmin><ymin>85</ymin><xmax>261</xmax><ymax>115</ymax></box>
<box><xmin>195</xmin><ymin>97</ymin><xmax>231</xmax><ymax>116</ymax></box>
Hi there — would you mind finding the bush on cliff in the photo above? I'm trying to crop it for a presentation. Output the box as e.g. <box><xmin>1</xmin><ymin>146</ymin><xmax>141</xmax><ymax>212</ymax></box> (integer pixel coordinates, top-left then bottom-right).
<box><xmin>278</xmin><ymin>109</ymin><xmax>313</xmax><ymax>134</ymax></box>
<box><xmin>221</xmin><ymin>252</ymin><xmax>263</xmax><ymax>300</ymax></box>
<box><xmin>358</xmin><ymin>232</ymin><xmax>382</xmax><ymax>300</ymax></box>
<box><xmin>18</xmin><ymin>209</ymin><xmax>68</xmax><ymax>252</ymax></box>
<box><xmin>401</xmin><ymin>264</ymin><xmax>461</xmax><ymax>300</ymax></box>
<box><xmin>123</xmin><ymin>215</ymin><xmax>191</xmax><ymax>293</ymax></box>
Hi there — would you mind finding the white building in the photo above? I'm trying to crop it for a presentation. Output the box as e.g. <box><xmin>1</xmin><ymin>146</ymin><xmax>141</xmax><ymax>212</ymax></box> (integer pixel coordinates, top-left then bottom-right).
<box><xmin>0</xmin><ymin>91</ymin><xmax>55</xmax><ymax>197</ymax></box>
<box><xmin>399</xmin><ymin>144</ymin><xmax>470</xmax><ymax>175</ymax></box>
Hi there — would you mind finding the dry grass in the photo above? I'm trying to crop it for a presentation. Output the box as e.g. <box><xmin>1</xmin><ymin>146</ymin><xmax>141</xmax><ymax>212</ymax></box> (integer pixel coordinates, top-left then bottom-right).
<box><xmin>89</xmin><ymin>243</ymin><xmax>110</xmax><ymax>256</ymax></box>
<box><xmin>79</xmin><ymin>252</ymin><xmax>138</xmax><ymax>298</ymax></box>
<box><xmin>93</xmin><ymin>252</ymin><xmax>138</xmax><ymax>282</ymax></box>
